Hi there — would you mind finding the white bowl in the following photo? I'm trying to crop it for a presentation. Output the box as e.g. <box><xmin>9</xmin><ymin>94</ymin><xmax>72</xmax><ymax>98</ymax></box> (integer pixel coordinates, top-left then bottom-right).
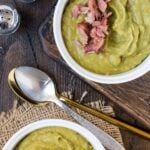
<box><xmin>53</xmin><ymin>0</ymin><xmax>150</xmax><ymax>84</ymax></box>
<box><xmin>3</xmin><ymin>119</ymin><xmax>105</xmax><ymax>150</ymax></box>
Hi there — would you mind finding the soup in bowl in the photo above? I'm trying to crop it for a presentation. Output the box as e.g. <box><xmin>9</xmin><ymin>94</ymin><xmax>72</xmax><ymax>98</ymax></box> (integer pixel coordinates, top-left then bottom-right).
<box><xmin>54</xmin><ymin>0</ymin><xmax>150</xmax><ymax>84</ymax></box>
<box><xmin>3</xmin><ymin>119</ymin><xmax>104</xmax><ymax>150</ymax></box>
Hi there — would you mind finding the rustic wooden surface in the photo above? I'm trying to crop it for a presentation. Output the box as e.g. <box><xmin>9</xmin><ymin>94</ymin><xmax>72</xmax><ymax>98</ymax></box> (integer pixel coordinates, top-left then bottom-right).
<box><xmin>0</xmin><ymin>0</ymin><xmax>149</xmax><ymax>149</ymax></box>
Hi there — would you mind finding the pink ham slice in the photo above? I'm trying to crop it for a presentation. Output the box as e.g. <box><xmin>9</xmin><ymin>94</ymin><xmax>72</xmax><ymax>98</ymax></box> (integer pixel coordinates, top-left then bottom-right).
<box><xmin>80</xmin><ymin>7</ymin><xmax>89</xmax><ymax>14</ymax></box>
<box><xmin>84</xmin><ymin>38</ymin><xmax>104</xmax><ymax>53</ymax></box>
<box><xmin>96</xmin><ymin>28</ymin><xmax>106</xmax><ymax>37</ymax></box>
<box><xmin>72</xmin><ymin>5</ymin><xmax>89</xmax><ymax>18</ymax></box>
<box><xmin>90</xmin><ymin>27</ymin><xmax>97</xmax><ymax>38</ymax></box>
<box><xmin>98</xmin><ymin>0</ymin><xmax>107</xmax><ymax>13</ymax></box>
<box><xmin>88</xmin><ymin>0</ymin><xmax>101</xmax><ymax>20</ymax></box>
<box><xmin>85</xmin><ymin>12</ymin><xmax>95</xmax><ymax>24</ymax></box>
<box><xmin>72</xmin><ymin>5</ymin><xmax>81</xmax><ymax>17</ymax></box>
<box><xmin>73</xmin><ymin>40</ymin><xmax>82</xmax><ymax>49</ymax></box>
<box><xmin>90</xmin><ymin>27</ymin><xmax>105</xmax><ymax>39</ymax></box>
<box><xmin>88</xmin><ymin>0</ymin><xmax>98</xmax><ymax>13</ymax></box>
<box><xmin>92</xmin><ymin>21</ymin><xmax>108</xmax><ymax>35</ymax></box>
<box><xmin>77</xmin><ymin>22</ymin><xmax>90</xmax><ymax>45</ymax></box>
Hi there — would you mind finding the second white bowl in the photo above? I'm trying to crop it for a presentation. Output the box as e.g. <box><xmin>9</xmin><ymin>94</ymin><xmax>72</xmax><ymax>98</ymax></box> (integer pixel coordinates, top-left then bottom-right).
<box><xmin>3</xmin><ymin>119</ymin><xmax>105</xmax><ymax>150</ymax></box>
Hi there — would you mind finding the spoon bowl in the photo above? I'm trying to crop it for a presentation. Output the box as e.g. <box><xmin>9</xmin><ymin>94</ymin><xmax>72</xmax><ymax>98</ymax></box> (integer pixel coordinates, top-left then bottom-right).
<box><xmin>8</xmin><ymin>69</ymin><xmax>47</xmax><ymax>105</ymax></box>
<box><xmin>15</xmin><ymin>66</ymin><xmax>56</xmax><ymax>103</ymax></box>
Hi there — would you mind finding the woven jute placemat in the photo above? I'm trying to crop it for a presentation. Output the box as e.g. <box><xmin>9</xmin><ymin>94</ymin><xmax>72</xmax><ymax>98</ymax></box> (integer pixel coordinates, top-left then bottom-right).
<box><xmin>0</xmin><ymin>92</ymin><xmax>124</xmax><ymax>149</ymax></box>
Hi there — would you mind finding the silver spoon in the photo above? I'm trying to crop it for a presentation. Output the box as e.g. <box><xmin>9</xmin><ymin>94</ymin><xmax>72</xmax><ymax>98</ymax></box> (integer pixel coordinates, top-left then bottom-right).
<box><xmin>13</xmin><ymin>66</ymin><xmax>150</xmax><ymax>140</ymax></box>
<box><xmin>8</xmin><ymin>66</ymin><xmax>125</xmax><ymax>150</ymax></box>
<box><xmin>9</xmin><ymin>66</ymin><xmax>150</xmax><ymax>140</ymax></box>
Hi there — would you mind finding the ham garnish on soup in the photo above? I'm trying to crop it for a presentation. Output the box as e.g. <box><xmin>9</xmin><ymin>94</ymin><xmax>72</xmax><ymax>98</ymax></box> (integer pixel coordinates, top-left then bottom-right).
<box><xmin>72</xmin><ymin>0</ymin><xmax>111</xmax><ymax>53</ymax></box>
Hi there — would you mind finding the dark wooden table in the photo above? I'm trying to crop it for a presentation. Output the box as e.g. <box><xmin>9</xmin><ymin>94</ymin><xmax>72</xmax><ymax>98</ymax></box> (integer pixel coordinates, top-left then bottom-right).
<box><xmin>0</xmin><ymin>0</ymin><xmax>149</xmax><ymax>149</ymax></box>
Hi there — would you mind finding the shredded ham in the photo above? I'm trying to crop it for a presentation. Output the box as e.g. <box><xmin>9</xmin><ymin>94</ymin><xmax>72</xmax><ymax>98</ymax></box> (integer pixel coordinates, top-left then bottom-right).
<box><xmin>88</xmin><ymin>0</ymin><xmax>101</xmax><ymax>20</ymax></box>
<box><xmin>72</xmin><ymin>0</ymin><xmax>112</xmax><ymax>53</ymax></box>
<box><xmin>72</xmin><ymin>5</ymin><xmax>81</xmax><ymax>17</ymax></box>
<box><xmin>84</xmin><ymin>38</ymin><xmax>104</xmax><ymax>53</ymax></box>
<box><xmin>73</xmin><ymin>40</ymin><xmax>82</xmax><ymax>49</ymax></box>
<box><xmin>85</xmin><ymin>12</ymin><xmax>95</xmax><ymax>24</ymax></box>
<box><xmin>80</xmin><ymin>7</ymin><xmax>89</xmax><ymax>14</ymax></box>
<box><xmin>98</xmin><ymin>0</ymin><xmax>107</xmax><ymax>13</ymax></box>
<box><xmin>77</xmin><ymin>22</ymin><xmax>90</xmax><ymax>45</ymax></box>
<box><xmin>72</xmin><ymin>5</ymin><xmax>89</xmax><ymax>17</ymax></box>
<box><xmin>96</xmin><ymin>28</ymin><xmax>105</xmax><ymax>37</ymax></box>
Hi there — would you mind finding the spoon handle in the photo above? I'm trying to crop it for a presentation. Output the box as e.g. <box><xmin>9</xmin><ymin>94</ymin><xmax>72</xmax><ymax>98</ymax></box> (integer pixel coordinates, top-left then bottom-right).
<box><xmin>54</xmin><ymin>97</ymin><xmax>124</xmax><ymax>150</ymax></box>
<box><xmin>59</xmin><ymin>95</ymin><xmax>150</xmax><ymax>140</ymax></box>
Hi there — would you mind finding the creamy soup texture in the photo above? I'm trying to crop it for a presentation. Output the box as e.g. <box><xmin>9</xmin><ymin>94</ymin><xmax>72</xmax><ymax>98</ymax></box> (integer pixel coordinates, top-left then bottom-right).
<box><xmin>15</xmin><ymin>127</ymin><xmax>93</xmax><ymax>150</ymax></box>
<box><xmin>62</xmin><ymin>0</ymin><xmax>150</xmax><ymax>75</ymax></box>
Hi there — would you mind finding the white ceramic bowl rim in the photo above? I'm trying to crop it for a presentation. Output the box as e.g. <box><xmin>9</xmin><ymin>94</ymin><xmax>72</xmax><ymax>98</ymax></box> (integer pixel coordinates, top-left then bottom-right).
<box><xmin>3</xmin><ymin>119</ymin><xmax>105</xmax><ymax>150</ymax></box>
<box><xmin>53</xmin><ymin>0</ymin><xmax>150</xmax><ymax>84</ymax></box>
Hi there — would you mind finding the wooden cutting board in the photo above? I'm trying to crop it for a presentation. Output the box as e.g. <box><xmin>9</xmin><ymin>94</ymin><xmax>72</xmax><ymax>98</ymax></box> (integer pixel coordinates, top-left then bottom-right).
<box><xmin>38</xmin><ymin>1</ymin><xmax>150</xmax><ymax>129</ymax></box>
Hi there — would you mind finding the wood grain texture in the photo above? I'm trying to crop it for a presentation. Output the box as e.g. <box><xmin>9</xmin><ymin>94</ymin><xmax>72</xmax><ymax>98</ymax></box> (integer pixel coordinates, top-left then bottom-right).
<box><xmin>39</xmin><ymin>1</ymin><xmax>150</xmax><ymax>129</ymax></box>
<box><xmin>0</xmin><ymin>25</ymin><xmax>36</xmax><ymax>111</ymax></box>
<box><xmin>0</xmin><ymin>0</ymin><xmax>149</xmax><ymax>149</ymax></box>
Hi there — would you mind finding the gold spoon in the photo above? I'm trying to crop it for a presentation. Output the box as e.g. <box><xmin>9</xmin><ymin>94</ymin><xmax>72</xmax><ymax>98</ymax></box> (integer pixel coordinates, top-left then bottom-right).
<box><xmin>8</xmin><ymin>66</ymin><xmax>150</xmax><ymax>141</ymax></box>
